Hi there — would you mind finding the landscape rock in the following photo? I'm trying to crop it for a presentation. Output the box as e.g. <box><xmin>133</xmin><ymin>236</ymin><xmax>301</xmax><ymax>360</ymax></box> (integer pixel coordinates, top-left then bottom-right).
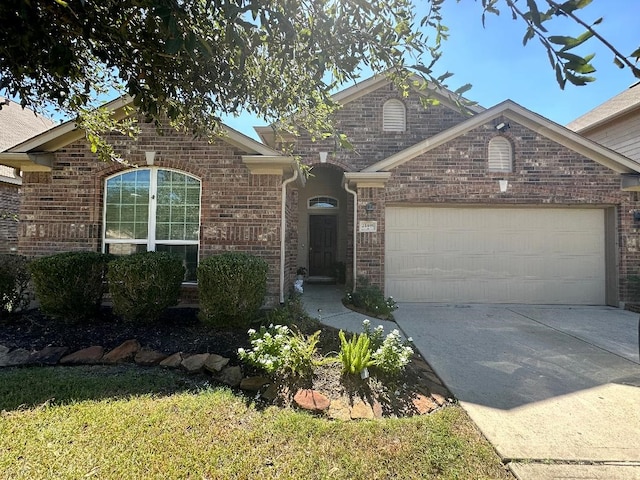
<box><xmin>181</xmin><ymin>353</ymin><xmax>210</xmax><ymax>373</ymax></box>
<box><xmin>0</xmin><ymin>348</ymin><xmax>31</xmax><ymax>367</ymax></box>
<box><xmin>431</xmin><ymin>392</ymin><xmax>447</xmax><ymax>406</ymax></box>
<box><xmin>0</xmin><ymin>345</ymin><xmax>9</xmax><ymax>356</ymax></box>
<box><xmin>134</xmin><ymin>349</ymin><xmax>168</xmax><ymax>366</ymax></box>
<box><xmin>60</xmin><ymin>346</ymin><xmax>105</xmax><ymax>364</ymax></box>
<box><xmin>327</xmin><ymin>399</ymin><xmax>351</xmax><ymax>421</ymax></box>
<box><xmin>159</xmin><ymin>352</ymin><xmax>183</xmax><ymax>368</ymax></box>
<box><xmin>29</xmin><ymin>346</ymin><xmax>69</xmax><ymax>365</ymax></box>
<box><xmin>240</xmin><ymin>376</ymin><xmax>270</xmax><ymax>391</ymax></box>
<box><xmin>412</xmin><ymin>394</ymin><xmax>437</xmax><ymax>415</ymax></box>
<box><xmin>261</xmin><ymin>384</ymin><xmax>279</xmax><ymax>402</ymax></box>
<box><xmin>217</xmin><ymin>365</ymin><xmax>243</xmax><ymax>387</ymax></box>
<box><xmin>293</xmin><ymin>389</ymin><xmax>330</xmax><ymax>412</ymax></box>
<box><xmin>350</xmin><ymin>400</ymin><xmax>375</xmax><ymax>420</ymax></box>
<box><xmin>372</xmin><ymin>400</ymin><xmax>384</xmax><ymax>419</ymax></box>
<box><xmin>103</xmin><ymin>339</ymin><xmax>141</xmax><ymax>364</ymax></box>
<box><xmin>204</xmin><ymin>354</ymin><xmax>230</xmax><ymax>373</ymax></box>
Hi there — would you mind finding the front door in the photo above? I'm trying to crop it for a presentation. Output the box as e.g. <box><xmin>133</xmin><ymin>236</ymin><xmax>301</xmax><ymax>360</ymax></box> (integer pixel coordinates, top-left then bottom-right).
<box><xmin>309</xmin><ymin>215</ymin><xmax>337</xmax><ymax>277</ymax></box>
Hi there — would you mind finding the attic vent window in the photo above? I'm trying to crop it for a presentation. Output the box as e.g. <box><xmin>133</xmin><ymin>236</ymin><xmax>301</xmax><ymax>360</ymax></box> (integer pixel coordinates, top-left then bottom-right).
<box><xmin>383</xmin><ymin>99</ymin><xmax>406</xmax><ymax>132</ymax></box>
<box><xmin>309</xmin><ymin>196</ymin><xmax>338</xmax><ymax>209</ymax></box>
<box><xmin>488</xmin><ymin>136</ymin><xmax>513</xmax><ymax>172</ymax></box>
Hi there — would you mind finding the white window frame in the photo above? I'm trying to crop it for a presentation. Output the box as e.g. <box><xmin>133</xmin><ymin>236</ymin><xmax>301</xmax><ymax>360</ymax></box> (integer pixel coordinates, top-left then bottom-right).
<box><xmin>383</xmin><ymin>99</ymin><xmax>406</xmax><ymax>132</ymax></box>
<box><xmin>308</xmin><ymin>196</ymin><xmax>339</xmax><ymax>209</ymax></box>
<box><xmin>102</xmin><ymin>167</ymin><xmax>202</xmax><ymax>281</ymax></box>
<box><xmin>488</xmin><ymin>136</ymin><xmax>514</xmax><ymax>172</ymax></box>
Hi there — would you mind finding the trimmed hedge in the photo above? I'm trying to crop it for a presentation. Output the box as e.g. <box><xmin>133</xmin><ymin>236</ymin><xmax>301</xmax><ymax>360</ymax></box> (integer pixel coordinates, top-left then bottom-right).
<box><xmin>29</xmin><ymin>252</ymin><xmax>111</xmax><ymax>322</ymax></box>
<box><xmin>197</xmin><ymin>252</ymin><xmax>268</xmax><ymax>327</ymax></box>
<box><xmin>107</xmin><ymin>251</ymin><xmax>185</xmax><ymax>322</ymax></box>
<box><xmin>0</xmin><ymin>254</ymin><xmax>30</xmax><ymax>316</ymax></box>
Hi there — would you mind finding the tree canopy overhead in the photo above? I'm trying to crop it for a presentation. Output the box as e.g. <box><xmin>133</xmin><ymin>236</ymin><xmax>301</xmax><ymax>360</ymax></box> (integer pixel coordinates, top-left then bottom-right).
<box><xmin>0</xmin><ymin>0</ymin><xmax>638</xmax><ymax>159</ymax></box>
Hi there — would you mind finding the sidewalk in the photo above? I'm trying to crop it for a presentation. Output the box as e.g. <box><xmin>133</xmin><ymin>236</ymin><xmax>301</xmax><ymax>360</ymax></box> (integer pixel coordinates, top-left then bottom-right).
<box><xmin>301</xmin><ymin>283</ymin><xmax>399</xmax><ymax>334</ymax></box>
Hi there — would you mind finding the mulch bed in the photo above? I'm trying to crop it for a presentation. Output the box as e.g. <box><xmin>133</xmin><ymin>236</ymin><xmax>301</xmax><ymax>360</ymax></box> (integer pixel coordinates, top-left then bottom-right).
<box><xmin>0</xmin><ymin>306</ymin><xmax>453</xmax><ymax>418</ymax></box>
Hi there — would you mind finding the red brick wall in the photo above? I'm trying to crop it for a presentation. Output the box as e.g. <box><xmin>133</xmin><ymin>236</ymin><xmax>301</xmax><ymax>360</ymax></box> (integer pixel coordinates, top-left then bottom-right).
<box><xmin>291</xmin><ymin>80</ymin><xmax>640</xmax><ymax>303</ymax></box>
<box><xmin>356</xmin><ymin>120</ymin><xmax>640</xmax><ymax>302</ymax></box>
<box><xmin>0</xmin><ymin>182</ymin><xmax>19</xmax><ymax>254</ymax></box>
<box><xmin>18</xmin><ymin>120</ymin><xmax>285</xmax><ymax>305</ymax></box>
<box><xmin>293</xmin><ymin>86</ymin><xmax>468</xmax><ymax>172</ymax></box>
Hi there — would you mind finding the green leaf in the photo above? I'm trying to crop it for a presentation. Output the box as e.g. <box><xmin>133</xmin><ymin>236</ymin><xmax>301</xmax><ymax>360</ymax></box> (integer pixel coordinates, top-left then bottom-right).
<box><xmin>526</xmin><ymin>0</ymin><xmax>544</xmax><ymax>30</ymax></box>
<box><xmin>555</xmin><ymin>64</ymin><xmax>566</xmax><ymax>90</ymax></box>
<box><xmin>630</xmin><ymin>47</ymin><xmax>640</xmax><ymax>60</ymax></box>
<box><xmin>613</xmin><ymin>57</ymin><xmax>625</xmax><ymax>69</ymax></box>
<box><xmin>522</xmin><ymin>28</ymin><xmax>535</xmax><ymax>46</ymax></box>
<box><xmin>454</xmin><ymin>83</ymin><xmax>472</xmax><ymax>96</ymax></box>
<box><xmin>548</xmin><ymin>35</ymin><xmax>576</xmax><ymax>46</ymax></box>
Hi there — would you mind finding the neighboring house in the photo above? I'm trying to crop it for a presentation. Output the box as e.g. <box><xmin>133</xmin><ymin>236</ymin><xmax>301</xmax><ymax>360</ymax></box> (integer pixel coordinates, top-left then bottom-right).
<box><xmin>567</xmin><ymin>81</ymin><xmax>640</xmax><ymax>162</ymax></box>
<box><xmin>0</xmin><ymin>98</ymin><xmax>54</xmax><ymax>254</ymax></box>
<box><xmin>2</xmin><ymin>75</ymin><xmax>640</xmax><ymax>306</ymax></box>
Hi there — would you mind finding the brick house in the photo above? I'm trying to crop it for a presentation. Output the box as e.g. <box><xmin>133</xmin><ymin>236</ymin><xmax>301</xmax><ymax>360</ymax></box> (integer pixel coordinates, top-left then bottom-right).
<box><xmin>259</xmin><ymin>75</ymin><xmax>640</xmax><ymax>306</ymax></box>
<box><xmin>0</xmin><ymin>99</ymin><xmax>54</xmax><ymax>254</ymax></box>
<box><xmin>2</xmin><ymin>75</ymin><xmax>640</xmax><ymax>306</ymax></box>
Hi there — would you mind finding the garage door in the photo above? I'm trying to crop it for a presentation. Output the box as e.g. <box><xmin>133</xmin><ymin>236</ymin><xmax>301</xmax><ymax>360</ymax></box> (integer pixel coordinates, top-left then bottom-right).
<box><xmin>385</xmin><ymin>207</ymin><xmax>606</xmax><ymax>304</ymax></box>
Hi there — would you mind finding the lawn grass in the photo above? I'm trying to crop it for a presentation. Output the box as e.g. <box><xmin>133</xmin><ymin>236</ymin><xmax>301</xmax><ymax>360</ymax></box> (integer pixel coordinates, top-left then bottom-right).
<box><xmin>0</xmin><ymin>366</ymin><xmax>511</xmax><ymax>479</ymax></box>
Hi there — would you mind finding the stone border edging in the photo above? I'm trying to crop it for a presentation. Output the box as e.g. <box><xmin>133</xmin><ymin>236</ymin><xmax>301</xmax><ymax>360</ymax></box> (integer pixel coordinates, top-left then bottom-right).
<box><xmin>0</xmin><ymin>340</ymin><xmax>452</xmax><ymax>419</ymax></box>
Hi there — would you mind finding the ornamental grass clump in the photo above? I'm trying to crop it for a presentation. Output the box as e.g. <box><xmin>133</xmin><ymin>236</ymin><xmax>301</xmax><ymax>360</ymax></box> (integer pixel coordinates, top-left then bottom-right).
<box><xmin>338</xmin><ymin>320</ymin><xmax>414</xmax><ymax>378</ymax></box>
<box><xmin>238</xmin><ymin>324</ymin><xmax>320</xmax><ymax>379</ymax></box>
<box><xmin>338</xmin><ymin>330</ymin><xmax>374</xmax><ymax>376</ymax></box>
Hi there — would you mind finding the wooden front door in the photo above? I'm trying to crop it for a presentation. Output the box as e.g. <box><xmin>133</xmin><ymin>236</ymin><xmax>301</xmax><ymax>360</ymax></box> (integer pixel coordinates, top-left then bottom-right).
<box><xmin>309</xmin><ymin>215</ymin><xmax>337</xmax><ymax>277</ymax></box>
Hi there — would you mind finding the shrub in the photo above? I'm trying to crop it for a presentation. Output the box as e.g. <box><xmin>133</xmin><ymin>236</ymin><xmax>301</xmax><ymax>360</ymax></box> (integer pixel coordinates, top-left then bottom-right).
<box><xmin>0</xmin><ymin>254</ymin><xmax>30</xmax><ymax>316</ymax></box>
<box><xmin>344</xmin><ymin>276</ymin><xmax>398</xmax><ymax>319</ymax></box>
<box><xmin>238</xmin><ymin>324</ymin><xmax>320</xmax><ymax>378</ymax></box>
<box><xmin>197</xmin><ymin>252</ymin><xmax>268</xmax><ymax>327</ymax></box>
<box><xmin>29</xmin><ymin>251</ymin><xmax>111</xmax><ymax>322</ymax></box>
<box><xmin>107</xmin><ymin>251</ymin><xmax>184</xmax><ymax>322</ymax></box>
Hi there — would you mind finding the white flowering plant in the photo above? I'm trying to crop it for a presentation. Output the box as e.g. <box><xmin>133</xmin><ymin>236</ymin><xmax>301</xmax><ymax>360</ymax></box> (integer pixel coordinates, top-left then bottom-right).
<box><xmin>238</xmin><ymin>324</ymin><xmax>320</xmax><ymax>378</ymax></box>
<box><xmin>361</xmin><ymin>319</ymin><xmax>414</xmax><ymax>376</ymax></box>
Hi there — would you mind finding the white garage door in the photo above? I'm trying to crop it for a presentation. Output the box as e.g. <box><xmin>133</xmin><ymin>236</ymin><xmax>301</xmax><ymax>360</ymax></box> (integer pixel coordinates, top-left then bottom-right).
<box><xmin>385</xmin><ymin>207</ymin><xmax>606</xmax><ymax>304</ymax></box>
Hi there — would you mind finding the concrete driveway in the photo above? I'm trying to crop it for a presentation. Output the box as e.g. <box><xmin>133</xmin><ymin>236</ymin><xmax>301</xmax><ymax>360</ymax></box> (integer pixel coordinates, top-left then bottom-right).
<box><xmin>394</xmin><ymin>304</ymin><xmax>640</xmax><ymax>479</ymax></box>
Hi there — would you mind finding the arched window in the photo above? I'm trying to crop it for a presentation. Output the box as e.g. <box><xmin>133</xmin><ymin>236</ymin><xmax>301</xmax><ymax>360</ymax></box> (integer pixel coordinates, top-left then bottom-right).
<box><xmin>383</xmin><ymin>99</ymin><xmax>406</xmax><ymax>132</ymax></box>
<box><xmin>103</xmin><ymin>168</ymin><xmax>201</xmax><ymax>281</ymax></box>
<box><xmin>308</xmin><ymin>196</ymin><xmax>338</xmax><ymax>209</ymax></box>
<box><xmin>488</xmin><ymin>136</ymin><xmax>513</xmax><ymax>172</ymax></box>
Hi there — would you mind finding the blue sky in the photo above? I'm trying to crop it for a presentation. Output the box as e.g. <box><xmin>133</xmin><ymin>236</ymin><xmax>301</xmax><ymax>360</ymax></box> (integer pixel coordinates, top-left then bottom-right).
<box><xmin>224</xmin><ymin>0</ymin><xmax>640</xmax><ymax>139</ymax></box>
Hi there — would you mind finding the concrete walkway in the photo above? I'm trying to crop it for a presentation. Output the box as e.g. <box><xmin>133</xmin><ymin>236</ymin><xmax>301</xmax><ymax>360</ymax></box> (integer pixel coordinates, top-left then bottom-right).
<box><xmin>302</xmin><ymin>285</ymin><xmax>640</xmax><ymax>480</ymax></box>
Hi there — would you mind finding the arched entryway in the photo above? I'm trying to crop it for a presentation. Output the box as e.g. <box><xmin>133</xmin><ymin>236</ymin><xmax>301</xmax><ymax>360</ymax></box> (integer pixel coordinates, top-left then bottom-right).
<box><xmin>297</xmin><ymin>165</ymin><xmax>349</xmax><ymax>282</ymax></box>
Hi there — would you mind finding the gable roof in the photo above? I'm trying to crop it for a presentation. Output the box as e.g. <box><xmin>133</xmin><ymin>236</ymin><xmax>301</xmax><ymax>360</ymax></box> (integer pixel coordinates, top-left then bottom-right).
<box><xmin>0</xmin><ymin>96</ymin><xmax>285</xmax><ymax>172</ymax></box>
<box><xmin>567</xmin><ymin>82</ymin><xmax>640</xmax><ymax>133</ymax></box>
<box><xmin>254</xmin><ymin>72</ymin><xmax>485</xmax><ymax>146</ymax></box>
<box><xmin>363</xmin><ymin>99</ymin><xmax>640</xmax><ymax>174</ymax></box>
<box><xmin>0</xmin><ymin>98</ymin><xmax>55</xmax><ymax>152</ymax></box>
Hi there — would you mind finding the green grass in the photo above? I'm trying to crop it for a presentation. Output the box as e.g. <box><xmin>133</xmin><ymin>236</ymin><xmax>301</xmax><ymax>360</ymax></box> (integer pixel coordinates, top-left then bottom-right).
<box><xmin>0</xmin><ymin>366</ymin><xmax>510</xmax><ymax>479</ymax></box>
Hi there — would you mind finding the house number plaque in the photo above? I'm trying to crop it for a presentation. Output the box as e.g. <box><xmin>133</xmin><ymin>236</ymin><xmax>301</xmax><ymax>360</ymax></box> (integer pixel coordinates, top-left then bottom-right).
<box><xmin>359</xmin><ymin>221</ymin><xmax>378</xmax><ymax>233</ymax></box>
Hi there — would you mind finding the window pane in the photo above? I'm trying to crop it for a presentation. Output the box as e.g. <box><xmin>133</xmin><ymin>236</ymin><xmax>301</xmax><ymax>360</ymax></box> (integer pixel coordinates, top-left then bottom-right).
<box><xmin>105</xmin><ymin>243</ymin><xmax>147</xmax><ymax>255</ymax></box>
<box><xmin>105</xmin><ymin>169</ymin><xmax>150</xmax><ymax>240</ymax></box>
<box><xmin>156</xmin><ymin>223</ymin><xmax>170</xmax><ymax>240</ymax></box>
<box><xmin>156</xmin><ymin>244</ymin><xmax>198</xmax><ymax>282</ymax></box>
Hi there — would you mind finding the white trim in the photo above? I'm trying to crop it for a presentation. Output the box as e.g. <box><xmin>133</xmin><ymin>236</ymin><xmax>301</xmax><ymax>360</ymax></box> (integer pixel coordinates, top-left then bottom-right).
<box><xmin>488</xmin><ymin>136</ymin><xmax>513</xmax><ymax>172</ymax></box>
<box><xmin>308</xmin><ymin>196</ymin><xmax>339</xmax><ymax>209</ymax></box>
<box><xmin>383</xmin><ymin>99</ymin><xmax>406</xmax><ymax>132</ymax></box>
<box><xmin>102</xmin><ymin>168</ymin><xmax>202</xmax><ymax>277</ymax></box>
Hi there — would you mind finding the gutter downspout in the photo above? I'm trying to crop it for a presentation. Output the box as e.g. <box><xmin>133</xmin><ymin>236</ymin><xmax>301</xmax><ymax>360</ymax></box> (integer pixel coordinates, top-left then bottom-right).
<box><xmin>280</xmin><ymin>169</ymin><xmax>299</xmax><ymax>304</ymax></box>
<box><xmin>343</xmin><ymin>181</ymin><xmax>358</xmax><ymax>293</ymax></box>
